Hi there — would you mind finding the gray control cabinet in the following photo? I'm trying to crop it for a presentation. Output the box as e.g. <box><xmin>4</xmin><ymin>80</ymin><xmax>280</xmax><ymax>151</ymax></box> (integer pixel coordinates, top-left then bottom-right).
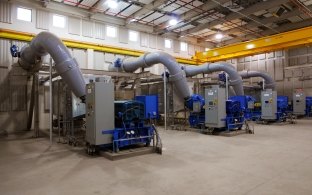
<box><xmin>261</xmin><ymin>89</ymin><xmax>277</xmax><ymax>120</ymax></box>
<box><xmin>86</xmin><ymin>81</ymin><xmax>115</xmax><ymax>146</ymax></box>
<box><xmin>205</xmin><ymin>86</ymin><xmax>226</xmax><ymax>128</ymax></box>
<box><xmin>293</xmin><ymin>92</ymin><xmax>306</xmax><ymax>116</ymax></box>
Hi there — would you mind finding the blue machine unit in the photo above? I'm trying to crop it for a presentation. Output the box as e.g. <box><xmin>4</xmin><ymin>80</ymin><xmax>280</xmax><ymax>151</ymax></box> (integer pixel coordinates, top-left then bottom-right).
<box><xmin>112</xmin><ymin>100</ymin><xmax>153</xmax><ymax>151</ymax></box>
<box><xmin>135</xmin><ymin>95</ymin><xmax>159</xmax><ymax>119</ymax></box>
<box><xmin>306</xmin><ymin>96</ymin><xmax>312</xmax><ymax>117</ymax></box>
<box><xmin>187</xmin><ymin>94</ymin><xmax>205</xmax><ymax>128</ymax></box>
<box><xmin>276</xmin><ymin>96</ymin><xmax>289</xmax><ymax>121</ymax></box>
<box><xmin>229</xmin><ymin>96</ymin><xmax>256</xmax><ymax>120</ymax></box>
<box><xmin>225</xmin><ymin>98</ymin><xmax>245</xmax><ymax>130</ymax></box>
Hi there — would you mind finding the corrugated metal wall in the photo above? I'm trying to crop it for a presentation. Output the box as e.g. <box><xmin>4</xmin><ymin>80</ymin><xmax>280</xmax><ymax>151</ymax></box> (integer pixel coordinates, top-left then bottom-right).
<box><xmin>0</xmin><ymin>2</ymin><xmax>12</xmax><ymax>24</ymax></box>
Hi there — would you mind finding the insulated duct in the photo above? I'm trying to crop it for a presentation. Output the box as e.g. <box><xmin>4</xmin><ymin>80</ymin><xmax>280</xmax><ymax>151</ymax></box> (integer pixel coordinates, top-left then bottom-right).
<box><xmin>16</xmin><ymin>32</ymin><xmax>86</xmax><ymax>100</ymax></box>
<box><xmin>112</xmin><ymin>52</ymin><xmax>191</xmax><ymax>101</ymax></box>
<box><xmin>239</xmin><ymin>70</ymin><xmax>275</xmax><ymax>90</ymax></box>
<box><xmin>183</xmin><ymin>62</ymin><xmax>244</xmax><ymax>96</ymax></box>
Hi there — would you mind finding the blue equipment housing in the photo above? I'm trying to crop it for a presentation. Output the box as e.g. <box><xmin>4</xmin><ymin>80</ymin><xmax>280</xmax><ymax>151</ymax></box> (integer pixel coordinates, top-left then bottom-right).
<box><xmin>276</xmin><ymin>96</ymin><xmax>289</xmax><ymax>121</ymax></box>
<box><xmin>186</xmin><ymin>94</ymin><xmax>205</xmax><ymax>128</ymax></box>
<box><xmin>135</xmin><ymin>95</ymin><xmax>159</xmax><ymax>119</ymax></box>
<box><xmin>111</xmin><ymin>100</ymin><xmax>155</xmax><ymax>151</ymax></box>
<box><xmin>229</xmin><ymin>96</ymin><xmax>256</xmax><ymax>120</ymax></box>
<box><xmin>225</xmin><ymin>98</ymin><xmax>245</xmax><ymax>130</ymax></box>
<box><xmin>306</xmin><ymin>96</ymin><xmax>312</xmax><ymax>117</ymax></box>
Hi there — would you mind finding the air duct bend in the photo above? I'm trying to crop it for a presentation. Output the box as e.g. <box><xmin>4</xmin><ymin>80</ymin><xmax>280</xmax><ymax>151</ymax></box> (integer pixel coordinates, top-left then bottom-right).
<box><xmin>183</xmin><ymin>62</ymin><xmax>244</xmax><ymax>96</ymax></box>
<box><xmin>18</xmin><ymin>32</ymin><xmax>86</xmax><ymax>100</ymax></box>
<box><xmin>113</xmin><ymin>52</ymin><xmax>191</xmax><ymax>100</ymax></box>
<box><xmin>239</xmin><ymin>70</ymin><xmax>275</xmax><ymax>90</ymax></box>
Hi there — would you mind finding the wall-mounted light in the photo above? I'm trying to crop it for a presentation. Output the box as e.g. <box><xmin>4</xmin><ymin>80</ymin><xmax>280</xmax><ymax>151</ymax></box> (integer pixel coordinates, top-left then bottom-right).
<box><xmin>106</xmin><ymin>0</ymin><xmax>118</xmax><ymax>9</ymax></box>
<box><xmin>215</xmin><ymin>33</ymin><xmax>223</xmax><ymax>40</ymax></box>
<box><xmin>169</xmin><ymin>19</ymin><xmax>178</xmax><ymax>26</ymax></box>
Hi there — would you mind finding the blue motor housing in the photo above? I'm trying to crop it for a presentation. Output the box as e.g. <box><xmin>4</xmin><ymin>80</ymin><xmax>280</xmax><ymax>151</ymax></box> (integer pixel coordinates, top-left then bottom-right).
<box><xmin>112</xmin><ymin>100</ymin><xmax>153</xmax><ymax>151</ymax></box>
<box><xmin>229</xmin><ymin>95</ymin><xmax>256</xmax><ymax>120</ymax></box>
<box><xmin>277</xmin><ymin>96</ymin><xmax>288</xmax><ymax>113</ymax></box>
<box><xmin>135</xmin><ymin>95</ymin><xmax>159</xmax><ymax>119</ymax></box>
<box><xmin>225</xmin><ymin>98</ymin><xmax>245</xmax><ymax>130</ymax></box>
<box><xmin>185</xmin><ymin>94</ymin><xmax>205</xmax><ymax>111</ymax></box>
<box><xmin>306</xmin><ymin>96</ymin><xmax>312</xmax><ymax>116</ymax></box>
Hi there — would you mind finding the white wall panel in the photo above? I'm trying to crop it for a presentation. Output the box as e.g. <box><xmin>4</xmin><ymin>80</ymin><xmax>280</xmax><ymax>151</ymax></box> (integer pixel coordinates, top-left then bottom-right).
<box><xmin>0</xmin><ymin>2</ymin><xmax>12</xmax><ymax>24</ymax></box>
<box><xmin>72</xmin><ymin>49</ymin><xmax>87</xmax><ymax>68</ymax></box>
<box><xmin>119</xmin><ymin>28</ymin><xmax>128</xmax><ymax>44</ymax></box>
<box><xmin>173</xmin><ymin>40</ymin><xmax>180</xmax><ymax>53</ymax></box>
<box><xmin>36</xmin><ymin>10</ymin><xmax>49</xmax><ymax>30</ymax></box>
<box><xmin>94</xmin><ymin>22</ymin><xmax>105</xmax><ymax>40</ymax></box>
<box><xmin>149</xmin><ymin>35</ymin><xmax>156</xmax><ymax>49</ymax></box>
<box><xmin>68</xmin><ymin>16</ymin><xmax>81</xmax><ymax>35</ymax></box>
<box><xmin>140</xmin><ymin>32</ymin><xmax>148</xmax><ymax>47</ymax></box>
<box><xmin>156</xmin><ymin>36</ymin><xmax>164</xmax><ymax>50</ymax></box>
<box><xmin>104</xmin><ymin>53</ymin><xmax>115</xmax><ymax>62</ymax></box>
<box><xmin>0</xmin><ymin>39</ymin><xmax>13</xmax><ymax>68</ymax></box>
<box><xmin>274</xmin><ymin>58</ymin><xmax>284</xmax><ymax>81</ymax></box>
<box><xmin>82</xmin><ymin>20</ymin><xmax>93</xmax><ymax>38</ymax></box>
<box><xmin>267</xmin><ymin>60</ymin><xmax>275</xmax><ymax>80</ymax></box>
<box><xmin>93</xmin><ymin>51</ymin><xmax>105</xmax><ymax>70</ymax></box>
<box><xmin>188</xmin><ymin>44</ymin><xmax>194</xmax><ymax>55</ymax></box>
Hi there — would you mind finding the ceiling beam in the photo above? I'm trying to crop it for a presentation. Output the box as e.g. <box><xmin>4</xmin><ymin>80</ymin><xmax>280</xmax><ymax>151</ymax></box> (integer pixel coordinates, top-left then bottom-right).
<box><xmin>154</xmin><ymin>0</ymin><xmax>229</xmax><ymax>34</ymax></box>
<box><xmin>181</xmin><ymin>0</ymin><xmax>289</xmax><ymax>36</ymax></box>
<box><xmin>203</xmin><ymin>5</ymin><xmax>312</xmax><ymax>41</ymax></box>
<box><xmin>223</xmin><ymin>18</ymin><xmax>312</xmax><ymax>45</ymax></box>
<box><xmin>125</xmin><ymin>0</ymin><xmax>168</xmax><ymax>23</ymax></box>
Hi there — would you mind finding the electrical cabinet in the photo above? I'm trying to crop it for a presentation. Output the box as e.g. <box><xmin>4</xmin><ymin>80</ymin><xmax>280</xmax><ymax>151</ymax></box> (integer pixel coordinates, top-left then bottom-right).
<box><xmin>293</xmin><ymin>92</ymin><xmax>306</xmax><ymax>115</ymax></box>
<box><xmin>205</xmin><ymin>86</ymin><xmax>226</xmax><ymax>128</ymax></box>
<box><xmin>86</xmin><ymin>80</ymin><xmax>115</xmax><ymax>146</ymax></box>
<box><xmin>261</xmin><ymin>89</ymin><xmax>277</xmax><ymax>120</ymax></box>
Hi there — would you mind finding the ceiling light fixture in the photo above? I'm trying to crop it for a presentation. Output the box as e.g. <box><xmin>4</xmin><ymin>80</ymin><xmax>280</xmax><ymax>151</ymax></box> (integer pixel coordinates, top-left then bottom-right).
<box><xmin>106</xmin><ymin>0</ymin><xmax>118</xmax><ymax>9</ymax></box>
<box><xmin>215</xmin><ymin>33</ymin><xmax>223</xmax><ymax>40</ymax></box>
<box><xmin>246</xmin><ymin>44</ymin><xmax>255</xmax><ymax>49</ymax></box>
<box><xmin>169</xmin><ymin>19</ymin><xmax>178</xmax><ymax>26</ymax></box>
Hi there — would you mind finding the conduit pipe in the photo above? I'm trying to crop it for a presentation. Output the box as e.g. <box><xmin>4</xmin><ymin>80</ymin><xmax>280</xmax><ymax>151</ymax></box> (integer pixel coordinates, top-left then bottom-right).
<box><xmin>112</xmin><ymin>52</ymin><xmax>191</xmax><ymax>101</ymax></box>
<box><xmin>183</xmin><ymin>62</ymin><xmax>244</xmax><ymax>96</ymax></box>
<box><xmin>239</xmin><ymin>70</ymin><xmax>275</xmax><ymax>90</ymax></box>
<box><xmin>17</xmin><ymin>32</ymin><xmax>86</xmax><ymax>100</ymax></box>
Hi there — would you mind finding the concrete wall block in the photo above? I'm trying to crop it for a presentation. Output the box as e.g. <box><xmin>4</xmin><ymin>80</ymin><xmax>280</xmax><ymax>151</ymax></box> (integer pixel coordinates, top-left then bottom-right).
<box><xmin>238</xmin><ymin>57</ymin><xmax>244</xmax><ymax>63</ymax></box>
<box><xmin>298</xmin><ymin>56</ymin><xmax>308</xmax><ymax>65</ymax></box>
<box><xmin>284</xmin><ymin>69</ymin><xmax>293</xmax><ymax>78</ymax></box>
<box><xmin>245</xmin><ymin>56</ymin><xmax>251</xmax><ymax>62</ymax></box>
<box><xmin>289</xmin><ymin>48</ymin><xmax>298</xmax><ymax>57</ymax></box>
<box><xmin>258</xmin><ymin>54</ymin><xmax>266</xmax><ymax>60</ymax></box>
<box><xmin>293</xmin><ymin>69</ymin><xmax>303</xmax><ymax>77</ymax></box>
<box><xmin>251</xmin><ymin>55</ymin><xmax>258</xmax><ymax>61</ymax></box>
<box><xmin>267</xmin><ymin>52</ymin><xmax>275</xmax><ymax>59</ymax></box>
<box><xmin>289</xmin><ymin>57</ymin><xmax>297</xmax><ymax>66</ymax></box>
<box><xmin>275</xmin><ymin>50</ymin><xmax>284</xmax><ymax>57</ymax></box>
<box><xmin>237</xmin><ymin>63</ymin><xmax>244</xmax><ymax>71</ymax></box>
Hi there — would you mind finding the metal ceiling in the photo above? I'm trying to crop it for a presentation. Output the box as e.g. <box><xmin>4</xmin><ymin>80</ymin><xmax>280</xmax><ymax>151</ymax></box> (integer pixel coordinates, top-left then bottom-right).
<box><xmin>51</xmin><ymin>0</ymin><xmax>312</xmax><ymax>46</ymax></box>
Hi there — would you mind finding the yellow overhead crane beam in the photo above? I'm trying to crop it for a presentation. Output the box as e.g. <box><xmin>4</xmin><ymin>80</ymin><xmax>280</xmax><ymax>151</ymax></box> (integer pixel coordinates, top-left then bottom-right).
<box><xmin>193</xmin><ymin>26</ymin><xmax>312</xmax><ymax>62</ymax></box>
<box><xmin>0</xmin><ymin>28</ymin><xmax>199</xmax><ymax>65</ymax></box>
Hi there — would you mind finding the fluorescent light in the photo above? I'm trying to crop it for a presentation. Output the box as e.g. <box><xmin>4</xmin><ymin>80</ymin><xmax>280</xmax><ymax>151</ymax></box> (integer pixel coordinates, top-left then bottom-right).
<box><xmin>205</xmin><ymin>48</ymin><xmax>210</xmax><ymax>51</ymax></box>
<box><xmin>215</xmin><ymin>33</ymin><xmax>223</xmax><ymax>40</ymax></box>
<box><xmin>106</xmin><ymin>0</ymin><xmax>118</xmax><ymax>9</ymax></box>
<box><xmin>246</xmin><ymin>44</ymin><xmax>255</xmax><ymax>49</ymax></box>
<box><xmin>169</xmin><ymin>19</ymin><xmax>178</xmax><ymax>26</ymax></box>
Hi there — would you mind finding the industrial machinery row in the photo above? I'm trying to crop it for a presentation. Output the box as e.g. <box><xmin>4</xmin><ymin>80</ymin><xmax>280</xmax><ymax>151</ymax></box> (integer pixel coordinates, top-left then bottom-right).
<box><xmin>9</xmin><ymin>32</ymin><xmax>312</xmax><ymax>155</ymax></box>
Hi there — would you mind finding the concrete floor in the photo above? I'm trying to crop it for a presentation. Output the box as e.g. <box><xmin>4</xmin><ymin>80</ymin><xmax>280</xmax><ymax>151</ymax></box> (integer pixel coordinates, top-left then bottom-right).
<box><xmin>1</xmin><ymin>120</ymin><xmax>312</xmax><ymax>195</ymax></box>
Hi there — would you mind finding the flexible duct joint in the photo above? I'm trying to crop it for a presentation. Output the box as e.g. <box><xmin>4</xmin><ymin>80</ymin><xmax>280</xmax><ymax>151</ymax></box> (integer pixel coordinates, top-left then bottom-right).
<box><xmin>239</xmin><ymin>70</ymin><xmax>275</xmax><ymax>90</ymax></box>
<box><xmin>183</xmin><ymin>62</ymin><xmax>244</xmax><ymax>96</ymax></box>
<box><xmin>15</xmin><ymin>32</ymin><xmax>86</xmax><ymax>101</ymax></box>
<box><xmin>112</xmin><ymin>52</ymin><xmax>191</xmax><ymax>101</ymax></box>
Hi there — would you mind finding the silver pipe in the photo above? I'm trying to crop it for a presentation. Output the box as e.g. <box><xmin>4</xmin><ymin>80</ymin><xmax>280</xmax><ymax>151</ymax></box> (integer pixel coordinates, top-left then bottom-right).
<box><xmin>239</xmin><ymin>70</ymin><xmax>275</xmax><ymax>90</ymax></box>
<box><xmin>18</xmin><ymin>32</ymin><xmax>86</xmax><ymax>100</ymax></box>
<box><xmin>163</xmin><ymin>69</ymin><xmax>167</xmax><ymax>130</ymax></box>
<box><xmin>183</xmin><ymin>62</ymin><xmax>244</xmax><ymax>95</ymax></box>
<box><xmin>112</xmin><ymin>52</ymin><xmax>191</xmax><ymax>101</ymax></box>
<box><xmin>49</xmin><ymin>58</ymin><xmax>53</xmax><ymax>145</ymax></box>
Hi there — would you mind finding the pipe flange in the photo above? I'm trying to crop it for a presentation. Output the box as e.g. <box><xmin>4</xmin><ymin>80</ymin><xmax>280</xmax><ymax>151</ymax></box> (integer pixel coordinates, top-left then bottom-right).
<box><xmin>142</xmin><ymin>53</ymin><xmax>150</xmax><ymax>68</ymax></box>
<box><xmin>55</xmin><ymin>58</ymin><xmax>78</xmax><ymax>75</ymax></box>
